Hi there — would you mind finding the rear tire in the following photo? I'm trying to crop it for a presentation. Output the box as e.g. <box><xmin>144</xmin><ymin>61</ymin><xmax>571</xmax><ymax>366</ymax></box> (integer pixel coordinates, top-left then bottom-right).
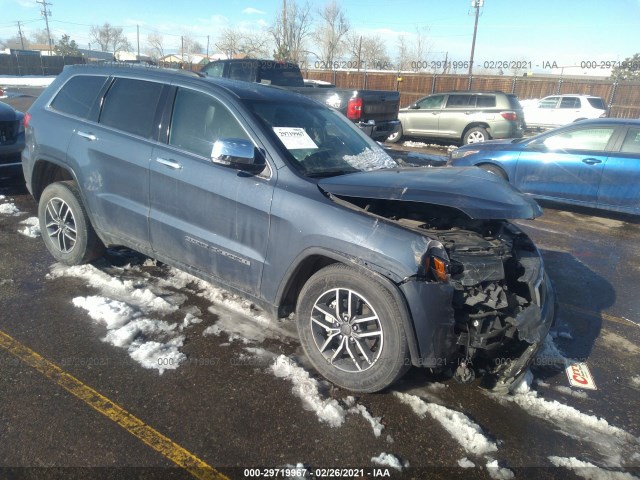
<box><xmin>38</xmin><ymin>181</ymin><xmax>104</xmax><ymax>266</ymax></box>
<box><xmin>464</xmin><ymin>126</ymin><xmax>490</xmax><ymax>144</ymax></box>
<box><xmin>296</xmin><ymin>264</ymin><xmax>410</xmax><ymax>393</ymax></box>
<box><xmin>386</xmin><ymin>124</ymin><xmax>403</xmax><ymax>144</ymax></box>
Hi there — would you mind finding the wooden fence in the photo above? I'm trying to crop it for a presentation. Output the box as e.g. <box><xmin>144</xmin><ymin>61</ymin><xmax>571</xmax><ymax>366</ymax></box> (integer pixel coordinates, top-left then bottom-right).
<box><xmin>303</xmin><ymin>69</ymin><xmax>640</xmax><ymax>119</ymax></box>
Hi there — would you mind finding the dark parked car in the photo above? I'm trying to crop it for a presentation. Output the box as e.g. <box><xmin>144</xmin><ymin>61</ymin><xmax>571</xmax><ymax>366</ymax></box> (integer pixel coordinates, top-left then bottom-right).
<box><xmin>23</xmin><ymin>64</ymin><xmax>555</xmax><ymax>393</ymax></box>
<box><xmin>449</xmin><ymin>119</ymin><xmax>640</xmax><ymax>216</ymax></box>
<box><xmin>0</xmin><ymin>100</ymin><xmax>25</xmax><ymax>180</ymax></box>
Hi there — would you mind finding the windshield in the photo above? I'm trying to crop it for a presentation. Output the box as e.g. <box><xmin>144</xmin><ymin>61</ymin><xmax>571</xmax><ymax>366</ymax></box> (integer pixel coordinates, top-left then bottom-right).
<box><xmin>244</xmin><ymin>100</ymin><xmax>398</xmax><ymax>177</ymax></box>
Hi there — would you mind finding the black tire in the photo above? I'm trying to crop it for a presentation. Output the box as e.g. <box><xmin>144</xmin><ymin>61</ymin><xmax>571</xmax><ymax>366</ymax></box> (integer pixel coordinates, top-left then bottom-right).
<box><xmin>385</xmin><ymin>124</ymin><xmax>403</xmax><ymax>144</ymax></box>
<box><xmin>38</xmin><ymin>181</ymin><xmax>104</xmax><ymax>266</ymax></box>
<box><xmin>296</xmin><ymin>264</ymin><xmax>410</xmax><ymax>393</ymax></box>
<box><xmin>463</xmin><ymin>126</ymin><xmax>490</xmax><ymax>145</ymax></box>
<box><xmin>478</xmin><ymin>163</ymin><xmax>507</xmax><ymax>180</ymax></box>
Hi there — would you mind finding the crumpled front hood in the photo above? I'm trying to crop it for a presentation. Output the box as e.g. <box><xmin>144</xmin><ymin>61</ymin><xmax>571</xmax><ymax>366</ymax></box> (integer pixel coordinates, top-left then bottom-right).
<box><xmin>318</xmin><ymin>166</ymin><xmax>542</xmax><ymax>220</ymax></box>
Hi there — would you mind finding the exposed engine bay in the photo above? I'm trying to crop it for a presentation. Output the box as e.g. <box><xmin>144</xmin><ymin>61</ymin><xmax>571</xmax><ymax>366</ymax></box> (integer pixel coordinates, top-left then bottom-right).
<box><xmin>334</xmin><ymin>196</ymin><xmax>554</xmax><ymax>391</ymax></box>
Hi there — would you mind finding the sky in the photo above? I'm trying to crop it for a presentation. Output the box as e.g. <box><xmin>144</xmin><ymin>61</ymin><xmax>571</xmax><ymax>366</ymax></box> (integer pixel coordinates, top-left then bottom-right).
<box><xmin>1</xmin><ymin>0</ymin><xmax>639</xmax><ymax>75</ymax></box>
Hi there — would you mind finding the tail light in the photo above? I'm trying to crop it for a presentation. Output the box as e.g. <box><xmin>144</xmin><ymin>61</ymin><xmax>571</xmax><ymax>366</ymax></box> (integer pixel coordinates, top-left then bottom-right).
<box><xmin>500</xmin><ymin>111</ymin><xmax>517</xmax><ymax>121</ymax></box>
<box><xmin>347</xmin><ymin>97</ymin><xmax>363</xmax><ymax>121</ymax></box>
<box><xmin>23</xmin><ymin>112</ymin><xmax>31</xmax><ymax>129</ymax></box>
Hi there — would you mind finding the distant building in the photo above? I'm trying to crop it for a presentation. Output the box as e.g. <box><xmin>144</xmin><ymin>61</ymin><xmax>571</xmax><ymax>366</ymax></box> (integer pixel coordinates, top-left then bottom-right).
<box><xmin>77</xmin><ymin>49</ymin><xmax>115</xmax><ymax>62</ymax></box>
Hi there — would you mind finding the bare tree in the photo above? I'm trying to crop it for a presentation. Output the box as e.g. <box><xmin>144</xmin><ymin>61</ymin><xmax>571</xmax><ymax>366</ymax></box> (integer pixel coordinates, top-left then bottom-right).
<box><xmin>216</xmin><ymin>28</ymin><xmax>271</xmax><ymax>59</ymax></box>
<box><xmin>146</xmin><ymin>32</ymin><xmax>165</xmax><ymax>60</ymax></box>
<box><xmin>346</xmin><ymin>33</ymin><xmax>390</xmax><ymax>70</ymax></box>
<box><xmin>397</xmin><ymin>35</ymin><xmax>410</xmax><ymax>71</ymax></box>
<box><xmin>90</xmin><ymin>23</ymin><xmax>131</xmax><ymax>55</ymax></box>
<box><xmin>31</xmin><ymin>28</ymin><xmax>54</xmax><ymax>47</ymax></box>
<box><xmin>313</xmin><ymin>0</ymin><xmax>349</xmax><ymax>66</ymax></box>
<box><xmin>412</xmin><ymin>27</ymin><xmax>431</xmax><ymax>70</ymax></box>
<box><xmin>270</xmin><ymin>0</ymin><xmax>313</xmax><ymax>63</ymax></box>
<box><xmin>182</xmin><ymin>35</ymin><xmax>203</xmax><ymax>63</ymax></box>
<box><xmin>1</xmin><ymin>34</ymin><xmax>29</xmax><ymax>50</ymax></box>
<box><xmin>216</xmin><ymin>28</ymin><xmax>243</xmax><ymax>58</ymax></box>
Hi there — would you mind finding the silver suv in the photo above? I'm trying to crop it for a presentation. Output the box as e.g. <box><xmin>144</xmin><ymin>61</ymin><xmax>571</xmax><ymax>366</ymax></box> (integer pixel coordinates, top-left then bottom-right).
<box><xmin>387</xmin><ymin>91</ymin><xmax>525</xmax><ymax>145</ymax></box>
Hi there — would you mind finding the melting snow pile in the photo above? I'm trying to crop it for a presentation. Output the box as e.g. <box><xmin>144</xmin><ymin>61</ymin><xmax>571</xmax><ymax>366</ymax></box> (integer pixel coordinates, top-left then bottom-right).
<box><xmin>485</xmin><ymin>459</ymin><xmax>515</xmax><ymax>480</ymax></box>
<box><xmin>371</xmin><ymin>452</ymin><xmax>409</xmax><ymax>471</ymax></box>
<box><xmin>19</xmin><ymin>217</ymin><xmax>41</xmax><ymax>238</ymax></box>
<box><xmin>0</xmin><ymin>201</ymin><xmax>20</xmax><ymax>215</ymax></box>
<box><xmin>394</xmin><ymin>391</ymin><xmax>498</xmax><ymax>456</ymax></box>
<box><xmin>49</xmin><ymin>263</ymin><xmax>191</xmax><ymax>373</ymax></box>
<box><xmin>548</xmin><ymin>456</ymin><xmax>638</xmax><ymax>480</ymax></box>
<box><xmin>269</xmin><ymin>354</ymin><xmax>347</xmax><ymax>428</ymax></box>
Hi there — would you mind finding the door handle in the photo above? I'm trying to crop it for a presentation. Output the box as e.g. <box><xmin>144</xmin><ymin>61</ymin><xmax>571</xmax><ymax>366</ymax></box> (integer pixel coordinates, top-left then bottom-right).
<box><xmin>582</xmin><ymin>158</ymin><xmax>602</xmax><ymax>165</ymax></box>
<box><xmin>156</xmin><ymin>157</ymin><xmax>183</xmax><ymax>170</ymax></box>
<box><xmin>77</xmin><ymin>131</ymin><xmax>96</xmax><ymax>141</ymax></box>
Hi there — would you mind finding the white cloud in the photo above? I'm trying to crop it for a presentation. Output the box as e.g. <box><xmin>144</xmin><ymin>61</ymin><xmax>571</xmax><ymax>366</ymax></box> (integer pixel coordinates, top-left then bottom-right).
<box><xmin>243</xmin><ymin>7</ymin><xmax>266</xmax><ymax>15</ymax></box>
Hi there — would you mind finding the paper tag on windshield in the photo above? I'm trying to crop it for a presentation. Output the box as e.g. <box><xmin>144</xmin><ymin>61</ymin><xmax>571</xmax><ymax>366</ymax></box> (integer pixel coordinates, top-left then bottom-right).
<box><xmin>273</xmin><ymin>127</ymin><xmax>318</xmax><ymax>150</ymax></box>
<box><xmin>565</xmin><ymin>362</ymin><xmax>597</xmax><ymax>390</ymax></box>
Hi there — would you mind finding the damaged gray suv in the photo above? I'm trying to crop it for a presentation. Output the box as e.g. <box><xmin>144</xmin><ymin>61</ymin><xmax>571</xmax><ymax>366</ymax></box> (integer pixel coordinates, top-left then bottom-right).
<box><xmin>23</xmin><ymin>65</ymin><xmax>555</xmax><ymax>393</ymax></box>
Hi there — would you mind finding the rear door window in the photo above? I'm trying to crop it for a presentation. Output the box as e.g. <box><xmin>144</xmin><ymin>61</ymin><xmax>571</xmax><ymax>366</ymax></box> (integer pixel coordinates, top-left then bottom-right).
<box><xmin>202</xmin><ymin>62</ymin><xmax>224</xmax><ymax>77</ymax></box>
<box><xmin>559</xmin><ymin>97</ymin><xmax>581</xmax><ymax>109</ymax></box>
<box><xmin>228</xmin><ymin>62</ymin><xmax>254</xmax><ymax>82</ymax></box>
<box><xmin>50</xmin><ymin>75</ymin><xmax>108</xmax><ymax>119</ymax></box>
<box><xmin>475</xmin><ymin>95</ymin><xmax>497</xmax><ymax>108</ymax></box>
<box><xmin>445</xmin><ymin>95</ymin><xmax>473</xmax><ymax>108</ymax></box>
<box><xmin>99</xmin><ymin>78</ymin><xmax>164</xmax><ymax>138</ymax></box>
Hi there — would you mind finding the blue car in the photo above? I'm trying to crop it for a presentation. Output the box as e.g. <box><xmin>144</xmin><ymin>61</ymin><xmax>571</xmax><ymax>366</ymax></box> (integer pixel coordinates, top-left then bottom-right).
<box><xmin>448</xmin><ymin>119</ymin><xmax>640</xmax><ymax>216</ymax></box>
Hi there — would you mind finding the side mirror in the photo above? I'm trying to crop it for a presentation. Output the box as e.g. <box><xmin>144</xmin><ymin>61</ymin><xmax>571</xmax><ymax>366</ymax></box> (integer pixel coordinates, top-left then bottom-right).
<box><xmin>409</xmin><ymin>103</ymin><xmax>420</xmax><ymax>110</ymax></box>
<box><xmin>211</xmin><ymin>138</ymin><xmax>266</xmax><ymax>174</ymax></box>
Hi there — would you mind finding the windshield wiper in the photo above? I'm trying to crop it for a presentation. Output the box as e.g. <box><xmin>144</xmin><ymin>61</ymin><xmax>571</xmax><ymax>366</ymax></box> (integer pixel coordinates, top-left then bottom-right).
<box><xmin>305</xmin><ymin>169</ymin><xmax>359</xmax><ymax>178</ymax></box>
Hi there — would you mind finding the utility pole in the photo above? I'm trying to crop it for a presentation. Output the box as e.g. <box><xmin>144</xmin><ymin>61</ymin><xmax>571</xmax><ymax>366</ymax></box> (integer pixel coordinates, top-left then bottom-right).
<box><xmin>136</xmin><ymin>24</ymin><xmax>140</xmax><ymax>59</ymax></box>
<box><xmin>468</xmin><ymin>0</ymin><xmax>482</xmax><ymax>79</ymax></box>
<box><xmin>17</xmin><ymin>21</ymin><xmax>25</xmax><ymax>49</ymax></box>
<box><xmin>36</xmin><ymin>0</ymin><xmax>53</xmax><ymax>56</ymax></box>
<box><xmin>206</xmin><ymin>35</ymin><xmax>209</xmax><ymax>58</ymax></box>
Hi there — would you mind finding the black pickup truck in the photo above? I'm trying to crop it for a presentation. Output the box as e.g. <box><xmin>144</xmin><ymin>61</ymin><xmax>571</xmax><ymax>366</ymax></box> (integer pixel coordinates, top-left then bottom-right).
<box><xmin>201</xmin><ymin>59</ymin><xmax>400</xmax><ymax>141</ymax></box>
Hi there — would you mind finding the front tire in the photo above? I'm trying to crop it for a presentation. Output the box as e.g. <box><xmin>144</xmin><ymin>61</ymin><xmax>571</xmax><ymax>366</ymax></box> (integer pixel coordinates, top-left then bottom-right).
<box><xmin>464</xmin><ymin>126</ymin><xmax>490</xmax><ymax>144</ymax></box>
<box><xmin>296</xmin><ymin>264</ymin><xmax>410</xmax><ymax>393</ymax></box>
<box><xmin>38</xmin><ymin>181</ymin><xmax>104</xmax><ymax>266</ymax></box>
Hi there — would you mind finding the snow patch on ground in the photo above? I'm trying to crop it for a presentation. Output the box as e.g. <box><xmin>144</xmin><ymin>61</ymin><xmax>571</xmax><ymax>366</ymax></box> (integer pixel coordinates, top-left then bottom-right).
<box><xmin>270</xmin><ymin>354</ymin><xmax>347</xmax><ymax>428</ymax></box>
<box><xmin>554</xmin><ymin>385</ymin><xmax>589</xmax><ymax>399</ymax></box>
<box><xmin>0</xmin><ymin>75</ymin><xmax>56</xmax><ymax>87</ymax></box>
<box><xmin>72</xmin><ymin>296</ymin><xmax>186</xmax><ymax>373</ymax></box>
<box><xmin>504</xmin><ymin>388</ymin><xmax>640</xmax><ymax>467</ymax></box>
<box><xmin>402</xmin><ymin>140</ymin><xmax>457</xmax><ymax>152</ymax></box>
<box><xmin>548</xmin><ymin>456</ymin><xmax>638</xmax><ymax>480</ymax></box>
<box><xmin>458</xmin><ymin>457</ymin><xmax>475</xmax><ymax>468</ymax></box>
<box><xmin>485</xmin><ymin>459</ymin><xmax>515</xmax><ymax>480</ymax></box>
<box><xmin>371</xmin><ymin>452</ymin><xmax>409</xmax><ymax>471</ymax></box>
<box><xmin>512</xmin><ymin>369</ymin><xmax>534</xmax><ymax>394</ymax></box>
<box><xmin>534</xmin><ymin>335</ymin><xmax>573</xmax><ymax>369</ymax></box>
<box><xmin>18</xmin><ymin>217</ymin><xmax>40</xmax><ymax>238</ymax></box>
<box><xmin>394</xmin><ymin>392</ymin><xmax>498</xmax><ymax>456</ymax></box>
<box><xmin>49</xmin><ymin>263</ymin><xmax>201</xmax><ymax>373</ymax></box>
<box><xmin>0</xmin><ymin>202</ymin><xmax>20</xmax><ymax>215</ymax></box>
<box><xmin>631</xmin><ymin>376</ymin><xmax>640</xmax><ymax>388</ymax></box>
<box><xmin>600</xmin><ymin>330</ymin><xmax>640</xmax><ymax>355</ymax></box>
<box><xmin>345</xmin><ymin>396</ymin><xmax>384</xmax><ymax>437</ymax></box>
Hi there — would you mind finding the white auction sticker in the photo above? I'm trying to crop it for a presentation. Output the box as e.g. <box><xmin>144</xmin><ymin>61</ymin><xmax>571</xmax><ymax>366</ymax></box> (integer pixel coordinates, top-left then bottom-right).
<box><xmin>565</xmin><ymin>362</ymin><xmax>597</xmax><ymax>390</ymax></box>
<box><xmin>273</xmin><ymin>127</ymin><xmax>318</xmax><ymax>150</ymax></box>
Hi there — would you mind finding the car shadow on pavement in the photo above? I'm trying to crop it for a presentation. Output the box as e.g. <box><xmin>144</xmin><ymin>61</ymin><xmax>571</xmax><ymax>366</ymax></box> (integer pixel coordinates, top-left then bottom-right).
<box><xmin>537</xmin><ymin>199</ymin><xmax>640</xmax><ymax>225</ymax></box>
<box><xmin>539</xmin><ymin>248</ymin><xmax>614</xmax><ymax>362</ymax></box>
<box><xmin>0</xmin><ymin>179</ymin><xmax>28</xmax><ymax>196</ymax></box>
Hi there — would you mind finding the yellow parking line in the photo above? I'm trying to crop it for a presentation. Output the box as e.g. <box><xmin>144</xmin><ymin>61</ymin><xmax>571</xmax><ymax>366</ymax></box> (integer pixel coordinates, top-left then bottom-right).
<box><xmin>560</xmin><ymin>304</ymin><xmax>639</xmax><ymax>328</ymax></box>
<box><xmin>0</xmin><ymin>330</ymin><xmax>228</xmax><ymax>480</ymax></box>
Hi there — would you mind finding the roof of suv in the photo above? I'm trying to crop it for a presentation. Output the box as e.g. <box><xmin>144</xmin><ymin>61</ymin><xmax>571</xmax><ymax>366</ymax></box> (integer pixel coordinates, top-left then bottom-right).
<box><xmin>59</xmin><ymin>63</ymin><xmax>319</xmax><ymax>106</ymax></box>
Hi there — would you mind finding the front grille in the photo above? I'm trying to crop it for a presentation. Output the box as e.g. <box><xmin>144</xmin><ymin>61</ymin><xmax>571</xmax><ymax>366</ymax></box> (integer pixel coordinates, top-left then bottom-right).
<box><xmin>0</xmin><ymin>120</ymin><xmax>18</xmax><ymax>146</ymax></box>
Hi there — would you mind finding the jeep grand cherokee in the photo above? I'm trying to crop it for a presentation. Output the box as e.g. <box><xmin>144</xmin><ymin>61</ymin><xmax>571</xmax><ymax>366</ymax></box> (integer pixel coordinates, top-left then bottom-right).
<box><xmin>22</xmin><ymin>65</ymin><xmax>555</xmax><ymax>393</ymax></box>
